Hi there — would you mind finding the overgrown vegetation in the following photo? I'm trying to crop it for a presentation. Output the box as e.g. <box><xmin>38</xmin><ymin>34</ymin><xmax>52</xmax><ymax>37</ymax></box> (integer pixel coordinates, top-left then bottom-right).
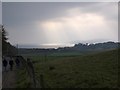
<box><xmin>16</xmin><ymin>67</ymin><xmax>31</xmax><ymax>88</ymax></box>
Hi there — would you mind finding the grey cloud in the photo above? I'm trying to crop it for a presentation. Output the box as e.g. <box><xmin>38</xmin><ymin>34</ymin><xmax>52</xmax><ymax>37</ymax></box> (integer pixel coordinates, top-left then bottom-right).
<box><xmin>2</xmin><ymin>2</ymin><xmax>118</xmax><ymax>47</ymax></box>
<box><xmin>0</xmin><ymin>2</ymin><xmax>2</xmax><ymax>25</ymax></box>
<box><xmin>3</xmin><ymin>2</ymin><xmax>117</xmax><ymax>26</ymax></box>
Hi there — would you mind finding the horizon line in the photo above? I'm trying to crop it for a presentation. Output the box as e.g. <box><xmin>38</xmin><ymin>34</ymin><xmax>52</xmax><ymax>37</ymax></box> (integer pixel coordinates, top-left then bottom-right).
<box><xmin>17</xmin><ymin>41</ymin><xmax>119</xmax><ymax>49</ymax></box>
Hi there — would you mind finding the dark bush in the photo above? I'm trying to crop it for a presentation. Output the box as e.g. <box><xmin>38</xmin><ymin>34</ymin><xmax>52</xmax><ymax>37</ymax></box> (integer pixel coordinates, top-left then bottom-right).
<box><xmin>49</xmin><ymin>66</ymin><xmax>55</xmax><ymax>70</ymax></box>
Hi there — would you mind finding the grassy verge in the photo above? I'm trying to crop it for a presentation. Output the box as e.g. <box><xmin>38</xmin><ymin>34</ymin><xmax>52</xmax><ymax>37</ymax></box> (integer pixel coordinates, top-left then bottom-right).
<box><xmin>16</xmin><ymin>67</ymin><xmax>31</xmax><ymax>88</ymax></box>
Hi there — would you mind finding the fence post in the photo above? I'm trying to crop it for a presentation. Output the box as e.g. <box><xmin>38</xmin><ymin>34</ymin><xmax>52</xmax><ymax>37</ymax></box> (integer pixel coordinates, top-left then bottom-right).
<box><xmin>20</xmin><ymin>56</ymin><xmax>37</xmax><ymax>88</ymax></box>
<box><xmin>27</xmin><ymin>58</ymin><xmax>36</xmax><ymax>88</ymax></box>
<box><xmin>40</xmin><ymin>74</ymin><xmax>44</xmax><ymax>88</ymax></box>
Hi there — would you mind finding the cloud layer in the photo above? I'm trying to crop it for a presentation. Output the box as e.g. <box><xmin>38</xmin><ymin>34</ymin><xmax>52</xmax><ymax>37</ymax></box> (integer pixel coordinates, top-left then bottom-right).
<box><xmin>3</xmin><ymin>2</ymin><xmax>118</xmax><ymax>48</ymax></box>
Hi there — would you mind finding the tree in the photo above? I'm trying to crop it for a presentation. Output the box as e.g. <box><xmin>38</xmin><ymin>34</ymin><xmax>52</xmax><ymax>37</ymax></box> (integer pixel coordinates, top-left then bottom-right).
<box><xmin>1</xmin><ymin>25</ymin><xmax>17</xmax><ymax>56</ymax></box>
<box><xmin>1</xmin><ymin>25</ymin><xmax>8</xmax><ymax>55</ymax></box>
<box><xmin>0</xmin><ymin>25</ymin><xmax>2</xmax><ymax>56</ymax></box>
<box><xmin>2</xmin><ymin>25</ymin><xmax>8</xmax><ymax>42</ymax></box>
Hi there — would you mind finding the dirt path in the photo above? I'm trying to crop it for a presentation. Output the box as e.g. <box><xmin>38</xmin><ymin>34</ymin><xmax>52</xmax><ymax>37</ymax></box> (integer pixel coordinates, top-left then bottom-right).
<box><xmin>2</xmin><ymin>65</ymin><xmax>17</xmax><ymax>88</ymax></box>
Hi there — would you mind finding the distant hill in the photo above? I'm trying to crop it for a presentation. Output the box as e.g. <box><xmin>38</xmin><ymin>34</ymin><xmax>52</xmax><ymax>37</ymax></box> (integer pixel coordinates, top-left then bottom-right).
<box><xmin>18</xmin><ymin>41</ymin><xmax>120</xmax><ymax>55</ymax></box>
<box><xmin>58</xmin><ymin>41</ymin><xmax>120</xmax><ymax>52</ymax></box>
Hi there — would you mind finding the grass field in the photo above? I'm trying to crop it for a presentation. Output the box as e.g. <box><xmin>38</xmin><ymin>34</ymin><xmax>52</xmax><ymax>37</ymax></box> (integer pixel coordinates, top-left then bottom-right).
<box><xmin>17</xmin><ymin>49</ymin><xmax>118</xmax><ymax>88</ymax></box>
<box><xmin>26</xmin><ymin>49</ymin><xmax>118</xmax><ymax>88</ymax></box>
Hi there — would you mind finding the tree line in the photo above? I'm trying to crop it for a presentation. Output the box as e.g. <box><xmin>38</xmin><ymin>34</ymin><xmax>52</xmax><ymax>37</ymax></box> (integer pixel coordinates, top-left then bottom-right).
<box><xmin>1</xmin><ymin>25</ymin><xmax>17</xmax><ymax>56</ymax></box>
<box><xmin>18</xmin><ymin>41</ymin><xmax>120</xmax><ymax>55</ymax></box>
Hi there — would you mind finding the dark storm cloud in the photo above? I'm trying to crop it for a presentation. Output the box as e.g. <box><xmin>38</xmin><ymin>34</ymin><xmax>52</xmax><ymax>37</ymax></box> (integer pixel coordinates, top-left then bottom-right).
<box><xmin>3</xmin><ymin>2</ymin><xmax>117</xmax><ymax>27</ymax></box>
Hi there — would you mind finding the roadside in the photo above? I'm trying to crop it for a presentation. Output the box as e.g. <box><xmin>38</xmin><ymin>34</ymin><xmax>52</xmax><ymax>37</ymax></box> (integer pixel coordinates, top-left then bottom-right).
<box><xmin>2</xmin><ymin>64</ymin><xmax>17</xmax><ymax>88</ymax></box>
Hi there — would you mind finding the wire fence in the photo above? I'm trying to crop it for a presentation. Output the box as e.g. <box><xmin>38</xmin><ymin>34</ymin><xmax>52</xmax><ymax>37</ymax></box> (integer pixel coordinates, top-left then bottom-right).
<box><xmin>19</xmin><ymin>56</ymin><xmax>49</xmax><ymax>88</ymax></box>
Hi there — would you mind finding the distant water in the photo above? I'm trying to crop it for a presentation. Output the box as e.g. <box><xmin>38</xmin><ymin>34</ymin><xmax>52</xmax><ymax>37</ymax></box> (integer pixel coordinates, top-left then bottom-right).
<box><xmin>17</xmin><ymin>43</ymin><xmax>75</xmax><ymax>49</ymax></box>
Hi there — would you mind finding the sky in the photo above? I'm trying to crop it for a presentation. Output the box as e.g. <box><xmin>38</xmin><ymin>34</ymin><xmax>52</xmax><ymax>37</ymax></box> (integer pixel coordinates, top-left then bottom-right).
<box><xmin>1</xmin><ymin>0</ymin><xmax>119</xmax><ymax>2</ymax></box>
<box><xmin>0</xmin><ymin>2</ymin><xmax>1</xmax><ymax>25</ymax></box>
<box><xmin>2</xmin><ymin>2</ymin><xmax>118</xmax><ymax>48</ymax></box>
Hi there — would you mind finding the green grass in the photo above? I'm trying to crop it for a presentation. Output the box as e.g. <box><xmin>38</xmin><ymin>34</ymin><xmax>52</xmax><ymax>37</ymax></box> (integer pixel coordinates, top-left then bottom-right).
<box><xmin>32</xmin><ymin>49</ymin><xmax>118</xmax><ymax>88</ymax></box>
<box><xmin>16</xmin><ymin>66</ymin><xmax>31</xmax><ymax>88</ymax></box>
<box><xmin>17</xmin><ymin>49</ymin><xmax>118</xmax><ymax>88</ymax></box>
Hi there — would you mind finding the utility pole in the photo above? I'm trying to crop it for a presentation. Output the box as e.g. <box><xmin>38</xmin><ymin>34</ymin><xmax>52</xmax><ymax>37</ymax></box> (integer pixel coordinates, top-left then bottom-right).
<box><xmin>16</xmin><ymin>44</ymin><xmax>18</xmax><ymax>56</ymax></box>
<box><xmin>7</xmin><ymin>44</ymin><xmax>8</xmax><ymax>56</ymax></box>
